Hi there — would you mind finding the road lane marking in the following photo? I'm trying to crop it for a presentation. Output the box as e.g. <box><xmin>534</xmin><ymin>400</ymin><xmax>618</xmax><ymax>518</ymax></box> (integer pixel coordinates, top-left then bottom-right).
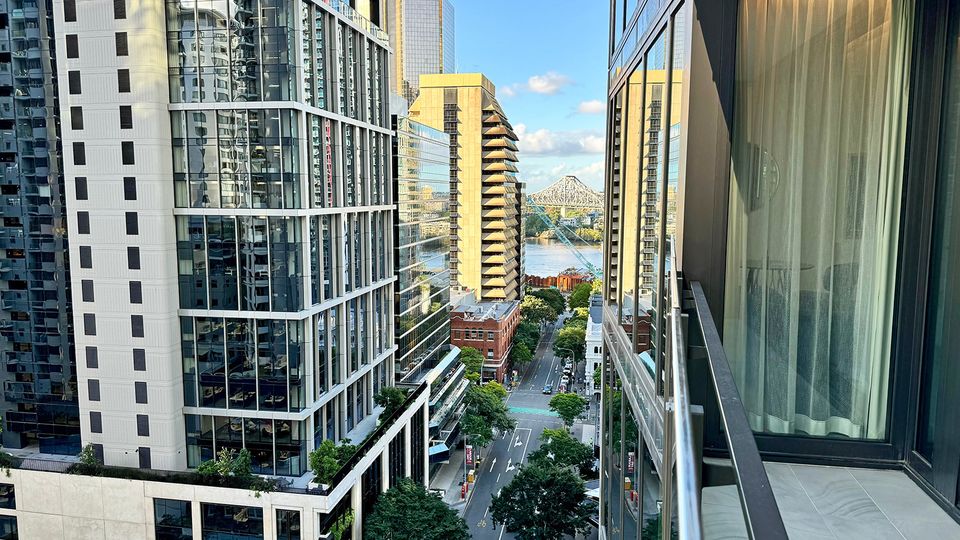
<box><xmin>496</xmin><ymin>473</ymin><xmax>501</xmax><ymax>483</ymax></box>
<box><xmin>489</xmin><ymin>458</ymin><xmax>497</xmax><ymax>472</ymax></box>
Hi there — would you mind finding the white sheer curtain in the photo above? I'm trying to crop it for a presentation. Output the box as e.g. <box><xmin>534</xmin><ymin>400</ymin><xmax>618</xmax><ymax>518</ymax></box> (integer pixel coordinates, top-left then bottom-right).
<box><xmin>723</xmin><ymin>0</ymin><xmax>912</xmax><ymax>440</ymax></box>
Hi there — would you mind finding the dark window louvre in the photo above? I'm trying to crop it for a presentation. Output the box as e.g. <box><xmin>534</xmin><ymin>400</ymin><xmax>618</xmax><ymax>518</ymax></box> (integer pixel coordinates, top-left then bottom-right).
<box><xmin>123</xmin><ymin>177</ymin><xmax>137</xmax><ymax>200</ymax></box>
<box><xmin>115</xmin><ymin>32</ymin><xmax>128</xmax><ymax>56</ymax></box>
<box><xmin>129</xmin><ymin>281</ymin><xmax>142</xmax><ymax>304</ymax></box>
<box><xmin>85</xmin><ymin>346</ymin><xmax>98</xmax><ymax>369</ymax></box>
<box><xmin>90</xmin><ymin>412</ymin><xmax>102</xmax><ymax>433</ymax></box>
<box><xmin>75</xmin><ymin>177</ymin><xmax>88</xmax><ymax>200</ymax></box>
<box><xmin>135</xmin><ymin>382</ymin><xmax>147</xmax><ymax>404</ymax></box>
<box><xmin>114</xmin><ymin>0</ymin><xmax>126</xmax><ymax>19</ymax></box>
<box><xmin>77</xmin><ymin>211</ymin><xmax>90</xmax><ymax>234</ymax></box>
<box><xmin>72</xmin><ymin>142</ymin><xmax>85</xmax><ymax>165</ymax></box>
<box><xmin>127</xmin><ymin>246</ymin><xmax>140</xmax><ymax>269</ymax></box>
<box><xmin>121</xmin><ymin>141</ymin><xmax>135</xmax><ymax>164</ymax></box>
<box><xmin>63</xmin><ymin>0</ymin><xmax>76</xmax><ymax>21</ymax></box>
<box><xmin>81</xmin><ymin>279</ymin><xmax>94</xmax><ymax>302</ymax></box>
<box><xmin>65</xmin><ymin>34</ymin><xmax>79</xmax><ymax>58</ymax></box>
<box><xmin>79</xmin><ymin>246</ymin><xmax>92</xmax><ymax>268</ymax></box>
<box><xmin>125</xmin><ymin>212</ymin><xmax>138</xmax><ymax>235</ymax></box>
<box><xmin>131</xmin><ymin>315</ymin><xmax>144</xmax><ymax>338</ymax></box>
<box><xmin>68</xmin><ymin>70</ymin><xmax>81</xmax><ymax>94</ymax></box>
<box><xmin>138</xmin><ymin>447</ymin><xmax>151</xmax><ymax>469</ymax></box>
<box><xmin>118</xmin><ymin>69</ymin><xmax>130</xmax><ymax>93</ymax></box>
<box><xmin>120</xmin><ymin>105</ymin><xmax>133</xmax><ymax>129</ymax></box>
<box><xmin>133</xmin><ymin>348</ymin><xmax>146</xmax><ymax>371</ymax></box>
<box><xmin>83</xmin><ymin>313</ymin><xmax>96</xmax><ymax>336</ymax></box>
<box><xmin>70</xmin><ymin>107</ymin><xmax>83</xmax><ymax>130</ymax></box>
<box><xmin>88</xmin><ymin>380</ymin><xmax>100</xmax><ymax>401</ymax></box>
<box><xmin>136</xmin><ymin>414</ymin><xmax>149</xmax><ymax>437</ymax></box>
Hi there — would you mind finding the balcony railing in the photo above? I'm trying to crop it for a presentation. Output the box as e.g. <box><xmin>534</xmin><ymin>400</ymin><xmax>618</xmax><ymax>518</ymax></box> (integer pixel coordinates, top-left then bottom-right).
<box><xmin>656</xmin><ymin>239</ymin><xmax>788</xmax><ymax>539</ymax></box>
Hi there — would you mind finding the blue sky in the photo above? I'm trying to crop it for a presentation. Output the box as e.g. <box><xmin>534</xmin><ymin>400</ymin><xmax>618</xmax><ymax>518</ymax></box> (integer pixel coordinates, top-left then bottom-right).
<box><xmin>452</xmin><ymin>0</ymin><xmax>608</xmax><ymax>193</ymax></box>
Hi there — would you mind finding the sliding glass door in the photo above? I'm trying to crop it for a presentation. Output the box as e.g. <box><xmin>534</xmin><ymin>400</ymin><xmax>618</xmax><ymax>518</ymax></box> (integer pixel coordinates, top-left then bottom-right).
<box><xmin>723</xmin><ymin>0</ymin><xmax>913</xmax><ymax>440</ymax></box>
<box><xmin>913</xmin><ymin>2</ymin><xmax>960</xmax><ymax>506</ymax></box>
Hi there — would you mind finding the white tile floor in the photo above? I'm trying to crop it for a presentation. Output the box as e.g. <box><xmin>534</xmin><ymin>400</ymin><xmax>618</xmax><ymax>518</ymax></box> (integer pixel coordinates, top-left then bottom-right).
<box><xmin>701</xmin><ymin>462</ymin><xmax>960</xmax><ymax>539</ymax></box>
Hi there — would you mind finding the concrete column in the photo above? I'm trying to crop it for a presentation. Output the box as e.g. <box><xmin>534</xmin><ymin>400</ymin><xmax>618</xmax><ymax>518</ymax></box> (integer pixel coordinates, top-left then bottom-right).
<box><xmin>381</xmin><ymin>446</ymin><xmax>390</xmax><ymax>492</ymax></box>
<box><xmin>422</xmin><ymin>404</ymin><xmax>430</xmax><ymax>487</ymax></box>
<box><xmin>351</xmin><ymin>481</ymin><xmax>363</xmax><ymax>540</ymax></box>
<box><xmin>404</xmin><ymin>417</ymin><xmax>412</xmax><ymax>479</ymax></box>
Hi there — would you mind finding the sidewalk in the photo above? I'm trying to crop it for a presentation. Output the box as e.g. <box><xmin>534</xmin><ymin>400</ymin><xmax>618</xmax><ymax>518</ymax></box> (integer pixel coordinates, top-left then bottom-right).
<box><xmin>430</xmin><ymin>448</ymin><xmax>468</xmax><ymax>509</ymax></box>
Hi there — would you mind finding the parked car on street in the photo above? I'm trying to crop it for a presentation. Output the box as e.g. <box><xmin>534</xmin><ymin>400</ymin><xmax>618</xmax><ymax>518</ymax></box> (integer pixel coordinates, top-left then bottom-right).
<box><xmin>543</xmin><ymin>384</ymin><xmax>553</xmax><ymax>394</ymax></box>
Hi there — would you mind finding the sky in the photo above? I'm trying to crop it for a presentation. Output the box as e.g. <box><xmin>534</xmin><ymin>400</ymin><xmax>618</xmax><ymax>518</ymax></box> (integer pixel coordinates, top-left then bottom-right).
<box><xmin>452</xmin><ymin>0</ymin><xmax>609</xmax><ymax>193</ymax></box>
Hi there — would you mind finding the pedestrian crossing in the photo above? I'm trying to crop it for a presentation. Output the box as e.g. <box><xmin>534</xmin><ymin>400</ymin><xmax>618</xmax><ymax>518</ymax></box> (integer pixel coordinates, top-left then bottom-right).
<box><xmin>508</xmin><ymin>406</ymin><xmax>559</xmax><ymax>417</ymax></box>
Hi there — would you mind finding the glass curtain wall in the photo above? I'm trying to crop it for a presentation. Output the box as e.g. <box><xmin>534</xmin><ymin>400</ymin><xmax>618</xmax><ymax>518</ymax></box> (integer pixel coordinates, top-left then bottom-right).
<box><xmin>724</xmin><ymin>0</ymin><xmax>913</xmax><ymax>439</ymax></box>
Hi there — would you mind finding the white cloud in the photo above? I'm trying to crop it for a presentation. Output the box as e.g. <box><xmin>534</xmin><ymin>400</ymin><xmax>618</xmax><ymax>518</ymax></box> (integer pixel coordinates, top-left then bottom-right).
<box><xmin>526</xmin><ymin>72</ymin><xmax>572</xmax><ymax>95</ymax></box>
<box><xmin>515</xmin><ymin>124</ymin><xmax>605</xmax><ymax>156</ymax></box>
<box><xmin>499</xmin><ymin>72</ymin><xmax>573</xmax><ymax>98</ymax></box>
<box><xmin>577</xmin><ymin>99</ymin><xmax>605</xmax><ymax>114</ymax></box>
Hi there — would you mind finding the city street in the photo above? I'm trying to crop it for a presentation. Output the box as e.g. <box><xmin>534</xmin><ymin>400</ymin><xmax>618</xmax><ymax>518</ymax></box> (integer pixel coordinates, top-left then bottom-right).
<box><xmin>462</xmin><ymin>315</ymin><xmax>594</xmax><ymax>539</ymax></box>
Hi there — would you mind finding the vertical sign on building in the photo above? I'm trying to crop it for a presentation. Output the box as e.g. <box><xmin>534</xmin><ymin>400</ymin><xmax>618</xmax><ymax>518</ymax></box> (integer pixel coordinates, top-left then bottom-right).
<box><xmin>465</xmin><ymin>444</ymin><xmax>474</xmax><ymax>465</ymax></box>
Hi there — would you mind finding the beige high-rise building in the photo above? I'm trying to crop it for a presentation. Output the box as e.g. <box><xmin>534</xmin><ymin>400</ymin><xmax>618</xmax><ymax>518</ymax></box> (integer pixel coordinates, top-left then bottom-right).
<box><xmin>409</xmin><ymin>73</ymin><xmax>523</xmax><ymax>302</ymax></box>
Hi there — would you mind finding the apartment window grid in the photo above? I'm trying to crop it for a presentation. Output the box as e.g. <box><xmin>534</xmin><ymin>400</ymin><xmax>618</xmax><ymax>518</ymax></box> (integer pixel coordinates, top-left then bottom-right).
<box><xmin>165</xmin><ymin>1</ymin><xmax>396</xmax><ymax>478</ymax></box>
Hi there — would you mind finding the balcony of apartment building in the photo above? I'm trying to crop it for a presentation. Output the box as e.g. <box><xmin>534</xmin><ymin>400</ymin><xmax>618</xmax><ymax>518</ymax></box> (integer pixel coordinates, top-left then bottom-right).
<box><xmin>601</xmin><ymin>244</ymin><xmax>960</xmax><ymax>539</ymax></box>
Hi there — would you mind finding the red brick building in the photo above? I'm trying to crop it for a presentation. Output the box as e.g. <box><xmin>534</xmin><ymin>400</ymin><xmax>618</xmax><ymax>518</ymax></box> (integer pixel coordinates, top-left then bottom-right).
<box><xmin>524</xmin><ymin>271</ymin><xmax>592</xmax><ymax>292</ymax></box>
<box><xmin>450</xmin><ymin>301</ymin><xmax>521</xmax><ymax>383</ymax></box>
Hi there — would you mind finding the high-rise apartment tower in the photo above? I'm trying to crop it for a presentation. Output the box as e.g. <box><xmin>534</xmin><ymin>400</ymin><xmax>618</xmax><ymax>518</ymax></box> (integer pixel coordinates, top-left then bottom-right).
<box><xmin>409</xmin><ymin>73</ymin><xmax>523</xmax><ymax>302</ymax></box>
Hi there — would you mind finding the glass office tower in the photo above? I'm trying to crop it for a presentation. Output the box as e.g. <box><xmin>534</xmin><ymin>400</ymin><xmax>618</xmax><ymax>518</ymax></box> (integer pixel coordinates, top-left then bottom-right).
<box><xmin>393</xmin><ymin>116</ymin><xmax>453</xmax><ymax>383</ymax></box>
<box><xmin>601</xmin><ymin>0</ymin><xmax>960</xmax><ymax>537</ymax></box>
<box><xmin>386</xmin><ymin>0</ymin><xmax>456</xmax><ymax>104</ymax></box>
<box><xmin>0</xmin><ymin>0</ymin><xmax>79</xmax><ymax>454</ymax></box>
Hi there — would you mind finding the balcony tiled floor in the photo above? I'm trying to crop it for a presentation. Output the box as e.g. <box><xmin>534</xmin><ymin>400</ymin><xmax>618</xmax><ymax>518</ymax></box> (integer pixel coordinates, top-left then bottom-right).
<box><xmin>702</xmin><ymin>462</ymin><xmax>960</xmax><ymax>539</ymax></box>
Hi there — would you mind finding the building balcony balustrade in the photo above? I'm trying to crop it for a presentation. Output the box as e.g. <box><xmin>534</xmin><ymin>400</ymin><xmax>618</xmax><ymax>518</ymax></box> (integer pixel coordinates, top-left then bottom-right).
<box><xmin>602</xmin><ymin>241</ymin><xmax>960</xmax><ymax>539</ymax></box>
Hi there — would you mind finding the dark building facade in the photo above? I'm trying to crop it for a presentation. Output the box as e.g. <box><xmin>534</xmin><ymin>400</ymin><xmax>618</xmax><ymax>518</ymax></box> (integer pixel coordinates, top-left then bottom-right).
<box><xmin>0</xmin><ymin>0</ymin><xmax>78</xmax><ymax>453</ymax></box>
<box><xmin>601</xmin><ymin>0</ymin><xmax>960</xmax><ymax>537</ymax></box>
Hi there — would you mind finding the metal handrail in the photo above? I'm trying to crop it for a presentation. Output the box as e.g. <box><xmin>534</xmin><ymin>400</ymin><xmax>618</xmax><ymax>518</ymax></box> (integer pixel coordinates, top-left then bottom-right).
<box><xmin>690</xmin><ymin>282</ymin><xmax>788</xmax><ymax>539</ymax></box>
<box><xmin>662</xmin><ymin>240</ymin><xmax>703</xmax><ymax>539</ymax></box>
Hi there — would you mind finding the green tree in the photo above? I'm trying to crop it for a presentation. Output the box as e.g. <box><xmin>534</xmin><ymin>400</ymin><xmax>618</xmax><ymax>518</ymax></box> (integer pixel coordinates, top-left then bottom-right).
<box><xmin>460</xmin><ymin>346</ymin><xmax>484</xmax><ymax>382</ymax></box>
<box><xmin>549</xmin><ymin>393</ymin><xmax>588</xmax><ymax>427</ymax></box>
<box><xmin>591</xmin><ymin>279</ymin><xmax>603</xmax><ymax>295</ymax></box>
<box><xmin>197</xmin><ymin>448</ymin><xmax>254</xmax><ymax>479</ymax></box>
<box><xmin>364</xmin><ymin>479</ymin><xmax>470</xmax><ymax>540</ymax></box>
<box><xmin>568</xmin><ymin>282</ymin><xmax>593</xmax><ymax>309</ymax></box>
<box><xmin>461</xmin><ymin>382</ymin><xmax>515</xmax><ymax>447</ymax></box>
<box><xmin>521</xmin><ymin>296</ymin><xmax>557</xmax><ymax>326</ymax></box>
<box><xmin>510</xmin><ymin>342</ymin><xmax>533</xmax><ymax>366</ymax></box>
<box><xmin>554</xmin><ymin>325</ymin><xmax>586</xmax><ymax>362</ymax></box>
<box><xmin>564</xmin><ymin>317</ymin><xmax>587</xmax><ymax>331</ymax></box>
<box><xmin>642</xmin><ymin>514</ymin><xmax>678</xmax><ymax>540</ymax></box>
<box><xmin>593</xmin><ymin>364</ymin><xmax>602</xmax><ymax>389</ymax></box>
<box><xmin>515</xmin><ymin>320</ymin><xmax>541</xmax><ymax>351</ymax></box>
<box><xmin>528</xmin><ymin>428</ymin><xmax>594</xmax><ymax>477</ymax></box>
<box><xmin>490</xmin><ymin>463</ymin><xmax>595</xmax><ymax>540</ymax></box>
<box><xmin>374</xmin><ymin>387</ymin><xmax>408</xmax><ymax>419</ymax></box>
<box><xmin>309</xmin><ymin>439</ymin><xmax>358</xmax><ymax>485</ymax></box>
<box><xmin>530</xmin><ymin>288</ymin><xmax>566</xmax><ymax>315</ymax></box>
